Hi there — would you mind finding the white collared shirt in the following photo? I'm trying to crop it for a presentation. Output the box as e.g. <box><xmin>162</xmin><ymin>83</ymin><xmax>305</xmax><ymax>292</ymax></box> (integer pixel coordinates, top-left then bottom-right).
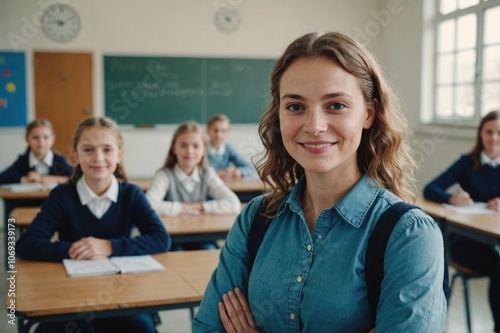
<box><xmin>29</xmin><ymin>150</ymin><xmax>54</xmax><ymax>175</ymax></box>
<box><xmin>481</xmin><ymin>151</ymin><xmax>500</xmax><ymax>167</ymax></box>
<box><xmin>76</xmin><ymin>175</ymin><xmax>119</xmax><ymax>219</ymax></box>
<box><xmin>208</xmin><ymin>143</ymin><xmax>226</xmax><ymax>157</ymax></box>
<box><xmin>173</xmin><ymin>164</ymin><xmax>200</xmax><ymax>193</ymax></box>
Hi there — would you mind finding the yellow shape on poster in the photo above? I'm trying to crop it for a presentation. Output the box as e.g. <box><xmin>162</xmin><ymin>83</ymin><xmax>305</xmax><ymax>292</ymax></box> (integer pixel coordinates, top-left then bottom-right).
<box><xmin>6</xmin><ymin>82</ymin><xmax>16</xmax><ymax>93</ymax></box>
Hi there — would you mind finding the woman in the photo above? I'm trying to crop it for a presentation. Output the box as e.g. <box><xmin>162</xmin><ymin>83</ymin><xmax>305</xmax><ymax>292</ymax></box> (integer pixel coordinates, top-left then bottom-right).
<box><xmin>194</xmin><ymin>31</ymin><xmax>446</xmax><ymax>332</ymax></box>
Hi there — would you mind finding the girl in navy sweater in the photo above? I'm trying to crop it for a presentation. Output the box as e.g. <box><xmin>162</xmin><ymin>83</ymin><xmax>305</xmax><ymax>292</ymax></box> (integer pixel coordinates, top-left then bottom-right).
<box><xmin>0</xmin><ymin>118</ymin><xmax>73</xmax><ymax>185</ymax></box>
<box><xmin>17</xmin><ymin>116</ymin><xmax>170</xmax><ymax>333</ymax></box>
<box><xmin>424</xmin><ymin>110</ymin><xmax>500</xmax><ymax>332</ymax></box>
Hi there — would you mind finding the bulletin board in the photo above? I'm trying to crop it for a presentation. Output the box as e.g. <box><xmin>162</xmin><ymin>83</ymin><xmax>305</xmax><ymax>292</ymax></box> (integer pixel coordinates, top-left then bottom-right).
<box><xmin>0</xmin><ymin>51</ymin><xmax>27</xmax><ymax>127</ymax></box>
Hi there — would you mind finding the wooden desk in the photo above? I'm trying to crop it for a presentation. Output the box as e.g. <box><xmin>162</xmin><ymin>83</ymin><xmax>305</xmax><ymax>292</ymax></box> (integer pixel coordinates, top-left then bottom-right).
<box><xmin>128</xmin><ymin>178</ymin><xmax>151</xmax><ymax>192</ymax></box>
<box><xmin>445</xmin><ymin>213</ymin><xmax>500</xmax><ymax>247</ymax></box>
<box><xmin>414</xmin><ymin>198</ymin><xmax>453</xmax><ymax>221</ymax></box>
<box><xmin>161</xmin><ymin>213</ymin><xmax>237</xmax><ymax>244</ymax></box>
<box><xmin>11</xmin><ymin>207</ymin><xmax>238</xmax><ymax>245</ymax></box>
<box><xmin>223</xmin><ymin>178</ymin><xmax>266</xmax><ymax>193</ymax></box>
<box><xmin>129</xmin><ymin>177</ymin><xmax>266</xmax><ymax>193</ymax></box>
<box><xmin>415</xmin><ymin>198</ymin><xmax>500</xmax><ymax>248</ymax></box>
<box><xmin>0</xmin><ymin>188</ymin><xmax>51</xmax><ymax>200</ymax></box>
<box><xmin>8</xmin><ymin>250</ymin><xmax>219</xmax><ymax>333</ymax></box>
<box><xmin>10</xmin><ymin>207</ymin><xmax>38</xmax><ymax>229</ymax></box>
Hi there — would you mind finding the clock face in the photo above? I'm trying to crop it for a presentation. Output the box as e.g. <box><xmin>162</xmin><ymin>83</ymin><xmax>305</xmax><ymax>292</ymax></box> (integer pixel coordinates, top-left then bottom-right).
<box><xmin>41</xmin><ymin>4</ymin><xmax>81</xmax><ymax>43</ymax></box>
<box><xmin>214</xmin><ymin>6</ymin><xmax>241</xmax><ymax>33</ymax></box>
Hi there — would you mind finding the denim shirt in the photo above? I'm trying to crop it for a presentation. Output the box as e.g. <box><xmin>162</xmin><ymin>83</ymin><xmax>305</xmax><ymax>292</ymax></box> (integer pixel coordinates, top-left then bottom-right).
<box><xmin>193</xmin><ymin>175</ymin><xmax>447</xmax><ymax>332</ymax></box>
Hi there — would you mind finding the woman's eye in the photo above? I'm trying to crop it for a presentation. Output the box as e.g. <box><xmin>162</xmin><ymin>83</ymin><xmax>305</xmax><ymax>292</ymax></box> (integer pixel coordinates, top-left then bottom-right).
<box><xmin>286</xmin><ymin>104</ymin><xmax>303</xmax><ymax>111</ymax></box>
<box><xmin>328</xmin><ymin>103</ymin><xmax>345</xmax><ymax>110</ymax></box>
<box><xmin>82</xmin><ymin>148</ymin><xmax>92</xmax><ymax>153</ymax></box>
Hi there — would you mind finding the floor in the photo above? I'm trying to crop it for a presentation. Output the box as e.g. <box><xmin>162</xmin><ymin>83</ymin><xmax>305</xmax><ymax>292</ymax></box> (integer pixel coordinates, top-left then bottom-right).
<box><xmin>0</xmin><ymin>230</ymin><xmax>495</xmax><ymax>333</ymax></box>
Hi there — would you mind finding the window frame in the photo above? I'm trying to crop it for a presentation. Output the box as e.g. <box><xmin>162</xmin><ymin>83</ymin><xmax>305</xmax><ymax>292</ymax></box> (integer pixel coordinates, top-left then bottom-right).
<box><xmin>431</xmin><ymin>0</ymin><xmax>500</xmax><ymax>126</ymax></box>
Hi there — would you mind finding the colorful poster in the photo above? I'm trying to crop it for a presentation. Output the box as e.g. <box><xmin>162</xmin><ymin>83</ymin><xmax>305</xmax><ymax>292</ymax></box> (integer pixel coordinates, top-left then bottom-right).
<box><xmin>0</xmin><ymin>52</ymin><xmax>27</xmax><ymax>127</ymax></box>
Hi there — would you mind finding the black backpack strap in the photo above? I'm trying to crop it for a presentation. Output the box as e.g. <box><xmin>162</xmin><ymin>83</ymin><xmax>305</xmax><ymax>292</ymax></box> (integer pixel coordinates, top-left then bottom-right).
<box><xmin>247</xmin><ymin>202</ymin><xmax>272</xmax><ymax>272</ymax></box>
<box><xmin>365</xmin><ymin>201</ymin><xmax>418</xmax><ymax>325</ymax></box>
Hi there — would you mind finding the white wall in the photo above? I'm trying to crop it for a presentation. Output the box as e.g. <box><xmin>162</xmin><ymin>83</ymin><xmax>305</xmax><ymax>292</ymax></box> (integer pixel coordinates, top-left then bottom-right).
<box><xmin>0</xmin><ymin>0</ymin><xmax>380</xmax><ymax>177</ymax></box>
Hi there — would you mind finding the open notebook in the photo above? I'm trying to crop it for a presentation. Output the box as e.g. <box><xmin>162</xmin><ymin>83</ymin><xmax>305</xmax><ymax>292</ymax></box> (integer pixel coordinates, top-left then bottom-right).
<box><xmin>62</xmin><ymin>255</ymin><xmax>165</xmax><ymax>277</ymax></box>
<box><xmin>442</xmin><ymin>202</ymin><xmax>497</xmax><ymax>215</ymax></box>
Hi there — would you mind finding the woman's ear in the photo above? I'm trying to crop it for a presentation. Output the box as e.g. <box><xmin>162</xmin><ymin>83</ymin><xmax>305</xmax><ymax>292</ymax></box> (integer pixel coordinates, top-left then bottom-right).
<box><xmin>364</xmin><ymin>99</ymin><xmax>378</xmax><ymax>129</ymax></box>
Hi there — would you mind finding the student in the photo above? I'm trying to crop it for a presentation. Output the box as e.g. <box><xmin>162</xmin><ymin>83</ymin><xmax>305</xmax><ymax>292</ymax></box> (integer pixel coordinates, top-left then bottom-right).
<box><xmin>193</xmin><ymin>32</ymin><xmax>446</xmax><ymax>332</ymax></box>
<box><xmin>206</xmin><ymin>114</ymin><xmax>256</xmax><ymax>180</ymax></box>
<box><xmin>0</xmin><ymin>118</ymin><xmax>73</xmax><ymax>185</ymax></box>
<box><xmin>17</xmin><ymin>116</ymin><xmax>170</xmax><ymax>333</ymax></box>
<box><xmin>424</xmin><ymin>110</ymin><xmax>500</xmax><ymax>332</ymax></box>
<box><xmin>146</xmin><ymin>121</ymin><xmax>240</xmax><ymax>250</ymax></box>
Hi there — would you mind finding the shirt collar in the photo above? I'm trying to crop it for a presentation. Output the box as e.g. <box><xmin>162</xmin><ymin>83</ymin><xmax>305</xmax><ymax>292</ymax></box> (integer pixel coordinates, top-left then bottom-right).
<box><xmin>29</xmin><ymin>150</ymin><xmax>54</xmax><ymax>168</ymax></box>
<box><xmin>481</xmin><ymin>151</ymin><xmax>500</xmax><ymax>167</ymax></box>
<box><xmin>208</xmin><ymin>143</ymin><xmax>226</xmax><ymax>156</ymax></box>
<box><xmin>76</xmin><ymin>175</ymin><xmax>119</xmax><ymax>205</ymax></box>
<box><xmin>279</xmin><ymin>174</ymin><xmax>380</xmax><ymax>228</ymax></box>
<box><xmin>173</xmin><ymin>164</ymin><xmax>201</xmax><ymax>183</ymax></box>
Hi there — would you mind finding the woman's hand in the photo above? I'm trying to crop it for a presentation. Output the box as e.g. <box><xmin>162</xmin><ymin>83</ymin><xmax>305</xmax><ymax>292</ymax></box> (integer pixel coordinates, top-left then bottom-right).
<box><xmin>219</xmin><ymin>288</ymin><xmax>260</xmax><ymax>333</ymax></box>
<box><xmin>69</xmin><ymin>237</ymin><xmax>113</xmax><ymax>260</ymax></box>
<box><xmin>487</xmin><ymin>197</ymin><xmax>500</xmax><ymax>211</ymax></box>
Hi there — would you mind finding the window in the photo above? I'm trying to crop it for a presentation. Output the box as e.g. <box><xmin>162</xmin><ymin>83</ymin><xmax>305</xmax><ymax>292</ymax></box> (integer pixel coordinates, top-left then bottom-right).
<box><xmin>433</xmin><ymin>0</ymin><xmax>500</xmax><ymax>124</ymax></box>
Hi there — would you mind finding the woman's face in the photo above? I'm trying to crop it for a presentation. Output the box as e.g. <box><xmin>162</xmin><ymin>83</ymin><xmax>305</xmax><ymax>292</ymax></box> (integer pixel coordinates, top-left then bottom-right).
<box><xmin>480</xmin><ymin>118</ymin><xmax>500</xmax><ymax>159</ymax></box>
<box><xmin>278</xmin><ymin>56</ymin><xmax>375</xmax><ymax>178</ymax></box>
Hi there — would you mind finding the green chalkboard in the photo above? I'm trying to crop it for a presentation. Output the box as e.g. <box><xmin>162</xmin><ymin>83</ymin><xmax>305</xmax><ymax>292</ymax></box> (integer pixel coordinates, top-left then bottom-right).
<box><xmin>104</xmin><ymin>56</ymin><xmax>275</xmax><ymax>125</ymax></box>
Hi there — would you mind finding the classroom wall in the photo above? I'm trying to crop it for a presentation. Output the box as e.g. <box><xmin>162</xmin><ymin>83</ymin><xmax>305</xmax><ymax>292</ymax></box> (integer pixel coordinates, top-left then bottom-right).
<box><xmin>0</xmin><ymin>0</ymin><xmax>476</xmax><ymax>193</ymax></box>
<box><xmin>0</xmin><ymin>0</ymin><xmax>381</xmax><ymax>178</ymax></box>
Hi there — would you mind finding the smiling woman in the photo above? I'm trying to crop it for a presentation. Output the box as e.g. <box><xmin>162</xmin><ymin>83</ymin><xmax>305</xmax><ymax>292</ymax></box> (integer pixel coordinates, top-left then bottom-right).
<box><xmin>193</xmin><ymin>31</ymin><xmax>447</xmax><ymax>333</ymax></box>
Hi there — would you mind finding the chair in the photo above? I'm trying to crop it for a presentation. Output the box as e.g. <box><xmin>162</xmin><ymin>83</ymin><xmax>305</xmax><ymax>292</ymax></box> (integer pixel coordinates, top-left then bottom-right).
<box><xmin>449</xmin><ymin>260</ymin><xmax>488</xmax><ymax>333</ymax></box>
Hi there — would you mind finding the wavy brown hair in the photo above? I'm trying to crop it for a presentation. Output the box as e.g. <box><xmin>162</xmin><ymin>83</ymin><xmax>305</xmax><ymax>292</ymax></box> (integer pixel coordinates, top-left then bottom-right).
<box><xmin>470</xmin><ymin>110</ymin><xmax>500</xmax><ymax>170</ymax></box>
<box><xmin>256</xmin><ymin>32</ymin><xmax>417</xmax><ymax>217</ymax></box>
<box><xmin>163</xmin><ymin>121</ymin><xmax>208</xmax><ymax>168</ymax></box>
<box><xmin>70</xmin><ymin>117</ymin><xmax>128</xmax><ymax>183</ymax></box>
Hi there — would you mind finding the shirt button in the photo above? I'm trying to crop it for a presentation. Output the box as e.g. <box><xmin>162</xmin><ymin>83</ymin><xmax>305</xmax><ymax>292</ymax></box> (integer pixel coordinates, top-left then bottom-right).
<box><xmin>290</xmin><ymin>313</ymin><xmax>296</xmax><ymax>320</ymax></box>
<box><xmin>317</xmin><ymin>234</ymin><xmax>322</xmax><ymax>239</ymax></box>
<box><xmin>307</xmin><ymin>244</ymin><xmax>312</xmax><ymax>251</ymax></box>
<box><xmin>296</xmin><ymin>276</ymin><xmax>302</xmax><ymax>283</ymax></box>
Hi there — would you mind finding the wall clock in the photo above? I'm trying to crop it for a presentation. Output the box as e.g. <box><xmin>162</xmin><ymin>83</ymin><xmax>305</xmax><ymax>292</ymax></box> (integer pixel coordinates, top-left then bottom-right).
<box><xmin>214</xmin><ymin>6</ymin><xmax>241</xmax><ymax>33</ymax></box>
<box><xmin>41</xmin><ymin>4</ymin><xmax>81</xmax><ymax>43</ymax></box>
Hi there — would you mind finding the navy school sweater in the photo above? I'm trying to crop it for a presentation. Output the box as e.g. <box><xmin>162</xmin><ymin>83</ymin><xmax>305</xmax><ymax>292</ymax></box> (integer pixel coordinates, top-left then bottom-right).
<box><xmin>17</xmin><ymin>182</ymin><xmax>171</xmax><ymax>261</ymax></box>
<box><xmin>0</xmin><ymin>152</ymin><xmax>74</xmax><ymax>185</ymax></box>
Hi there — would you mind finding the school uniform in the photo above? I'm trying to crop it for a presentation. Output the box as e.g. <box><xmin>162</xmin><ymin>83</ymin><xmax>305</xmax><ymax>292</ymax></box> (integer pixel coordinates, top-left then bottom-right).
<box><xmin>146</xmin><ymin>164</ymin><xmax>240</xmax><ymax>250</ymax></box>
<box><xmin>17</xmin><ymin>176</ymin><xmax>170</xmax><ymax>333</ymax></box>
<box><xmin>207</xmin><ymin>142</ymin><xmax>255</xmax><ymax>178</ymax></box>
<box><xmin>424</xmin><ymin>152</ymin><xmax>500</xmax><ymax>330</ymax></box>
<box><xmin>0</xmin><ymin>150</ymin><xmax>74</xmax><ymax>219</ymax></box>
<box><xmin>0</xmin><ymin>150</ymin><xmax>73</xmax><ymax>184</ymax></box>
